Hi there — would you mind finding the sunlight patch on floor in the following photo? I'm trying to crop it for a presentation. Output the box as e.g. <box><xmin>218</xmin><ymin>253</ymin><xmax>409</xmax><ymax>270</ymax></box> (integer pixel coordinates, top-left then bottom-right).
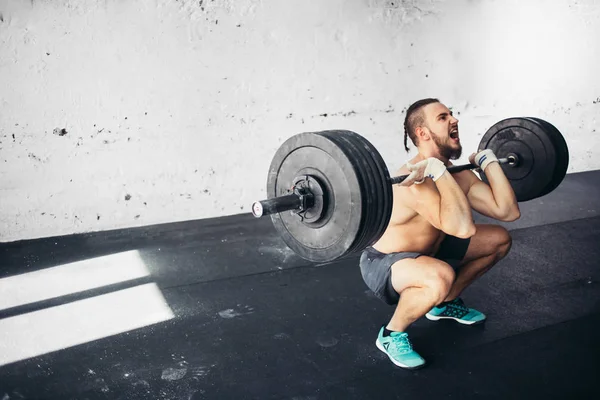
<box><xmin>0</xmin><ymin>250</ymin><xmax>150</xmax><ymax>311</ymax></box>
<box><xmin>0</xmin><ymin>282</ymin><xmax>174</xmax><ymax>366</ymax></box>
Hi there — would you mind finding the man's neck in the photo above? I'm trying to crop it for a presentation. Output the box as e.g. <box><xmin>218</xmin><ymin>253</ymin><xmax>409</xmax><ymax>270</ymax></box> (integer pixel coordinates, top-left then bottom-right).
<box><xmin>415</xmin><ymin>148</ymin><xmax>450</xmax><ymax>166</ymax></box>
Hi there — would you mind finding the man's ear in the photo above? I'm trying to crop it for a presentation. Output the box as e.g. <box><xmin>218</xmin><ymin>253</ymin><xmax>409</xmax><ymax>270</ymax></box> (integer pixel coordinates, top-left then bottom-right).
<box><xmin>416</xmin><ymin>126</ymin><xmax>430</xmax><ymax>142</ymax></box>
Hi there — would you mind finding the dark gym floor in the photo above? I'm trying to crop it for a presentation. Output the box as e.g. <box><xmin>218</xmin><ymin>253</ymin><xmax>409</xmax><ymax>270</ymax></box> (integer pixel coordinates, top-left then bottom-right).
<box><xmin>1</xmin><ymin>170</ymin><xmax>600</xmax><ymax>400</ymax></box>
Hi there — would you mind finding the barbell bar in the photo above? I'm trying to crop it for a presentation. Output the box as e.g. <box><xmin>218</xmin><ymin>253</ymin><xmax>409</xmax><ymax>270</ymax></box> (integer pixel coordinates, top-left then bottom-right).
<box><xmin>251</xmin><ymin>117</ymin><xmax>569</xmax><ymax>263</ymax></box>
<box><xmin>252</xmin><ymin>155</ymin><xmax>518</xmax><ymax>218</ymax></box>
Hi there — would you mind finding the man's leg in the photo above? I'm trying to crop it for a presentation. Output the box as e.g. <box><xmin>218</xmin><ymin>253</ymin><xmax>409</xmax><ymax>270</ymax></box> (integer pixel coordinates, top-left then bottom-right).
<box><xmin>426</xmin><ymin>224</ymin><xmax>512</xmax><ymax>325</ymax></box>
<box><xmin>374</xmin><ymin>256</ymin><xmax>455</xmax><ymax>369</ymax></box>
<box><xmin>387</xmin><ymin>256</ymin><xmax>456</xmax><ymax>332</ymax></box>
<box><xmin>445</xmin><ymin>224</ymin><xmax>512</xmax><ymax>301</ymax></box>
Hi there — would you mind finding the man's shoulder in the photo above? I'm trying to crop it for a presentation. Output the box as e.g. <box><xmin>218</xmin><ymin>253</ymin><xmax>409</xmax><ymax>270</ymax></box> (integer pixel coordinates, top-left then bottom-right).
<box><xmin>394</xmin><ymin>156</ymin><xmax>422</xmax><ymax>175</ymax></box>
<box><xmin>393</xmin><ymin>163</ymin><xmax>411</xmax><ymax>176</ymax></box>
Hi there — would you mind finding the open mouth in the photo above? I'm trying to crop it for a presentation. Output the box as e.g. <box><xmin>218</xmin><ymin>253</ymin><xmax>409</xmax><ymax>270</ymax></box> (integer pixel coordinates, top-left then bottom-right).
<box><xmin>450</xmin><ymin>128</ymin><xmax>459</xmax><ymax>141</ymax></box>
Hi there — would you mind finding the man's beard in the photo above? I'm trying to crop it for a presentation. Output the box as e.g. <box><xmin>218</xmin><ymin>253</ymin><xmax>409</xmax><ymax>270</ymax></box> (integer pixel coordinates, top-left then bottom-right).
<box><xmin>431</xmin><ymin>132</ymin><xmax>462</xmax><ymax>160</ymax></box>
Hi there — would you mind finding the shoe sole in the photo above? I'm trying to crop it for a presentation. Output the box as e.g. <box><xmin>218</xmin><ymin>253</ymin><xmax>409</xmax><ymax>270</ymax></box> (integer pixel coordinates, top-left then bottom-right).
<box><xmin>375</xmin><ymin>340</ymin><xmax>425</xmax><ymax>370</ymax></box>
<box><xmin>425</xmin><ymin>313</ymin><xmax>486</xmax><ymax>325</ymax></box>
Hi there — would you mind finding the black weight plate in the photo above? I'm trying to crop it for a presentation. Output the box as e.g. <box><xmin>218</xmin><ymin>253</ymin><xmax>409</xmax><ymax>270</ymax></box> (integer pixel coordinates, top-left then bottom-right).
<box><xmin>478</xmin><ymin>117</ymin><xmax>556</xmax><ymax>202</ymax></box>
<box><xmin>266</xmin><ymin>132</ymin><xmax>366</xmax><ymax>263</ymax></box>
<box><xmin>335</xmin><ymin>130</ymin><xmax>392</xmax><ymax>249</ymax></box>
<box><xmin>319</xmin><ymin>131</ymin><xmax>383</xmax><ymax>256</ymax></box>
<box><xmin>527</xmin><ymin>117</ymin><xmax>570</xmax><ymax>198</ymax></box>
<box><xmin>315</xmin><ymin>132</ymin><xmax>369</xmax><ymax>257</ymax></box>
<box><xmin>353</xmin><ymin>133</ymin><xmax>393</xmax><ymax>247</ymax></box>
<box><xmin>339</xmin><ymin>132</ymin><xmax>387</xmax><ymax>253</ymax></box>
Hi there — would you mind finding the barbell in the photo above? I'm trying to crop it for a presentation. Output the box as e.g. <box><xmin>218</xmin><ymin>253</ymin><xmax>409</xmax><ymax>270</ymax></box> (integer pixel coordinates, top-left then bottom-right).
<box><xmin>251</xmin><ymin>117</ymin><xmax>570</xmax><ymax>263</ymax></box>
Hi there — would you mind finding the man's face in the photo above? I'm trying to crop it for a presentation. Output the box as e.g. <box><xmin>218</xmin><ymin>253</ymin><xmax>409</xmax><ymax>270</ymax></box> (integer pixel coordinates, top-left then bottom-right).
<box><xmin>423</xmin><ymin>102</ymin><xmax>462</xmax><ymax>160</ymax></box>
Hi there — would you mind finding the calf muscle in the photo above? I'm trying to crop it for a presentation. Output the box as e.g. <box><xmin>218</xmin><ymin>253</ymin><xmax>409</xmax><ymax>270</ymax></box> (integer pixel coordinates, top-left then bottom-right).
<box><xmin>387</xmin><ymin>287</ymin><xmax>439</xmax><ymax>332</ymax></box>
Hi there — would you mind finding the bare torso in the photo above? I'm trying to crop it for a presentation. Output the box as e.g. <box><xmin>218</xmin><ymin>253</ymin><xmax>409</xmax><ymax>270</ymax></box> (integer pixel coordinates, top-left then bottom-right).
<box><xmin>372</xmin><ymin>162</ymin><xmax>476</xmax><ymax>256</ymax></box>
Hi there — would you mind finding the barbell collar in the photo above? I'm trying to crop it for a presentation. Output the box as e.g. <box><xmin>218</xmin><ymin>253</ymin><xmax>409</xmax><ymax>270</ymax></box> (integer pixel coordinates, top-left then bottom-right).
<box><xmin>506</xmin><ymin>153</ymin><xmax>519</xmax><ymax>167</ymax></box>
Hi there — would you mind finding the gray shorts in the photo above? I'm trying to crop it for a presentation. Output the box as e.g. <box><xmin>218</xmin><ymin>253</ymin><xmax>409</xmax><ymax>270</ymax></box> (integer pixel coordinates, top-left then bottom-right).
<box><xmin>359</xmin><ymin>235</ymin><xmax>471</xmax><ymax>305</ymax></box>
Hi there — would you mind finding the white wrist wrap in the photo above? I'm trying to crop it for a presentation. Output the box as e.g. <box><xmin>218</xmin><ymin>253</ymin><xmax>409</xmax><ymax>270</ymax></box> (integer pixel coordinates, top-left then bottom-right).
<box><xmin>425</xmin><ymin>158</ymin><xmax>446</xmax><ymax>181</ymax></box>
<box><xmin>474</xmin><ymin>149</ymin><xmax>498</xmax><ymax>171</ymax></box>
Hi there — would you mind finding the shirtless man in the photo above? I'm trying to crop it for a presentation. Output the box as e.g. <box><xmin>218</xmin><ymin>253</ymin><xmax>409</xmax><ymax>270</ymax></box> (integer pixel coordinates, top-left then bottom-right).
<box><xmin>359</xmin><ymin>98</ymin><xmax>521</xmax><ymax>369</ymax></box>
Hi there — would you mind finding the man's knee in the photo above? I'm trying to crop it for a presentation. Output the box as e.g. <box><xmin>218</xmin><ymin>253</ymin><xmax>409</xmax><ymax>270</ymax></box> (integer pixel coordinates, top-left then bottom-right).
<box><xmin>423</xmin><ymin>264</ymin><xmax>455</xmax><ymax>303</ymax></box>
<box><xmin>496</xmin><ymin>227</ymin><xmax>512</xmax><ymax>259</ymax></box>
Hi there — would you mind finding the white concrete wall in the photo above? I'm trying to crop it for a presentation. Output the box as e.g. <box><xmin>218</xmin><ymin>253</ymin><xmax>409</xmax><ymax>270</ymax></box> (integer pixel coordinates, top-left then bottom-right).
<box><xmin>1</xmin><ymin>0</ymin><xmax>599</xmax><ymax>242</ymax></box>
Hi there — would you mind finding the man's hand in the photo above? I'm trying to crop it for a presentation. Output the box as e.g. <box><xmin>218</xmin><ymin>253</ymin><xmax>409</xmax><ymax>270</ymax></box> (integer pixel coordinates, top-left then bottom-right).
<box><xmin>400</xmin><ymin>158</ymin><xmax>447</xmax><ymax>186</ymax></box>
<box><xmin>469</xmin><ymin>149</ymin><xmax>499</xmax><ymax>172</ymax></box>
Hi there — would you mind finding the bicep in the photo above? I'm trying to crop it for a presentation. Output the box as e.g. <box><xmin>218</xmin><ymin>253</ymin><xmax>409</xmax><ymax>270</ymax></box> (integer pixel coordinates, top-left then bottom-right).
<box><xmin>466</xmin><ymin>175</ymin><xmax>501</xmax><ymax>218</ymax></box>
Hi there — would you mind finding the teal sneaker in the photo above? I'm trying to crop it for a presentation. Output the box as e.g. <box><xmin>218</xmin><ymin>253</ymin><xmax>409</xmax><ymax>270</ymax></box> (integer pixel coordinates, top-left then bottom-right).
<box><xmin>425</xmin><ymin>297</ymin><xmax>486</xmax><ymax>325</ymax></box>
<box><xmin>375</xmin><ymin>326</ymin><xmax>426</xmax><ymax>370</ymax></box>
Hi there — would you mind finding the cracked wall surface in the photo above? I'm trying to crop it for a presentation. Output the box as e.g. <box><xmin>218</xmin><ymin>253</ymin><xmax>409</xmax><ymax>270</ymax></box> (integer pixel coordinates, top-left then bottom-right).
<box><xmin>1</xmin><ymin>0</ymin><xmax>599</xmax><ymax>241</ymax></box>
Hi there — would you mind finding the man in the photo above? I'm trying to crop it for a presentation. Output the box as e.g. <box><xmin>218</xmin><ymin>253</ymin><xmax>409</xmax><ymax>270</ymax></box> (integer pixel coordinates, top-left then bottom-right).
<box><xmin>359</xmin><ymin>98</ymin><xmax>520</xmax><ymax>369</ymax></box>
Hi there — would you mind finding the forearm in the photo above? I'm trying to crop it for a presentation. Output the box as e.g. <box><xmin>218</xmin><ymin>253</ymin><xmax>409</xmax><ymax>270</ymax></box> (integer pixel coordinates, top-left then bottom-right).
<box><xmin>435</xmin><ymin>172</ymin><xmax>476</xmax><ymax>237</ymax></box>
<box><xmin>404</xmin><ymin>157</ymin><xmax>475</xmax><ymax>237</ymax></box>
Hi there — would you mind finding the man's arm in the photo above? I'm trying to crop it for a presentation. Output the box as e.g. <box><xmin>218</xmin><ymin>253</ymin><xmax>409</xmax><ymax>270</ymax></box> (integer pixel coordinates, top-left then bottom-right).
<box><xmin>399</xmin><ymin>159</ymin><xmax>476</xmax><ymax>238</ymax></box>
<box><xmin>466</xmin><ymin>151</ymin><xmax>521</xmax><ymax>222</ymax></box>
